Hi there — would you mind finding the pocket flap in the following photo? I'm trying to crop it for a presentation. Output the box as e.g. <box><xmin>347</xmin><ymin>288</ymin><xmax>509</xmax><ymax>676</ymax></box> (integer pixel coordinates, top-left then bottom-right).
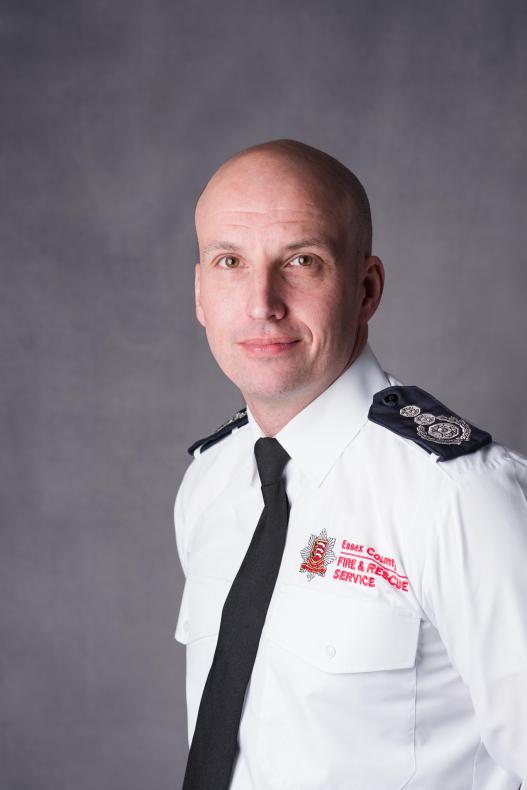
<box><xmin>265</xmin><ymin>584</ymin><xmax>420</xmax><ymax>673</ymax></box>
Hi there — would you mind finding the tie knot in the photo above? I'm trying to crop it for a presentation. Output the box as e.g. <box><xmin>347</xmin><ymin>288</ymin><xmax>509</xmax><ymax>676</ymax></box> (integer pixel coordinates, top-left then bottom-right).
<box><xmin>254</xmin><ymin>438</ymin><xmax>290</xmax><ymax>487</ymax></box>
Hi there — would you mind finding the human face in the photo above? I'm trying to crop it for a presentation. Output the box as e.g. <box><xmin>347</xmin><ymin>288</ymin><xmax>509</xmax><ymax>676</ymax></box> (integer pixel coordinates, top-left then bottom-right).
<box><xmin>195</xmin><ymin>155</ymin><xmax>381</xmax><ymax>410</ymax></box>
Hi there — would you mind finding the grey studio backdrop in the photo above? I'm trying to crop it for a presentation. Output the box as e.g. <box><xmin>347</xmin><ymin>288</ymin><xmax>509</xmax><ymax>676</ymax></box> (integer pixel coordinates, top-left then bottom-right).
<box><xmin>1</xmin><ymin>1</ymin><xmax>526</xmax><ymax>788</ymax></box>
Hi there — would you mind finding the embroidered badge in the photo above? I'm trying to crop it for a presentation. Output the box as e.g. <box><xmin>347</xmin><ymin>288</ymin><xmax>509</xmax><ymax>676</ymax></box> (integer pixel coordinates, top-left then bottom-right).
<box><xmin>399</xmin><ymin>404</ymin><xmax>472</xmax><ymax>446</ymax></box>
<box><xmin>333</xmin><ymin>539</ymin><xmax>410</xmax><ymax>592</ymax></box>
<box><xmin>299</xmin><ymin>529</ymin><xmax>336</xmax><ymax>581</ymax></box>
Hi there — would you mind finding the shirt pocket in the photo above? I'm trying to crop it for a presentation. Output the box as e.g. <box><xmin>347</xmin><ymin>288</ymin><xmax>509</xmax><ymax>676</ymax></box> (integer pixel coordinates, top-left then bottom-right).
<box><xmin>265</xmin><ymin>583</ymin><xmax>420</xmax><ymax>672</ymax></box>
<box><xmin>258</xmin><ymin>583</ymin><xmax>420</xmax><ymax>790</ymax></box>
<box><xmin>174</xmin><ymin>575</ymin><xmax>231</xmax><ymax>744</ymax></box>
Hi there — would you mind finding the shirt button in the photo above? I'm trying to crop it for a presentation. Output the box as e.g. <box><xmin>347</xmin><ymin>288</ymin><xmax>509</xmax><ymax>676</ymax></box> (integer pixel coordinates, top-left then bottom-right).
<box><xmin>325</xmin><ymin>644</ymin><xmax>336</xmax><ymax>659</ymax></box>
<box><xmin>183</xmin><ymin>620</ymin><xmax>190</xmax><ymax>633</ymax></box>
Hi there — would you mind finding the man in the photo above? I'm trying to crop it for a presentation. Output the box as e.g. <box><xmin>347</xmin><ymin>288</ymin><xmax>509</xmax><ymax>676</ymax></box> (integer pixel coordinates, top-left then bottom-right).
<box><xmin>174</xmin><ymin>139</ymin><xmax>527</xmax><ymax>789</ymax></box>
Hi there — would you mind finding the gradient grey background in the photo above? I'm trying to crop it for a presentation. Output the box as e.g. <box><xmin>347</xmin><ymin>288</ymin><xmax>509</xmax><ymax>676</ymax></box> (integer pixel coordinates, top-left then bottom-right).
<box><xmin>1</xmin><ymin>1</ymin><xmax>526</xmax><ymax>787</ymax></box>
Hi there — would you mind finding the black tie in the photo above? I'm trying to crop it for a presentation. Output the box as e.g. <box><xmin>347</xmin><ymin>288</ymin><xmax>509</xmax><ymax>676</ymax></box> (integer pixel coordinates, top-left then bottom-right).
<box><xmin>182</xmin><ymin>438</ymin><xmax>290</xmax><ymax>790</ymax></box>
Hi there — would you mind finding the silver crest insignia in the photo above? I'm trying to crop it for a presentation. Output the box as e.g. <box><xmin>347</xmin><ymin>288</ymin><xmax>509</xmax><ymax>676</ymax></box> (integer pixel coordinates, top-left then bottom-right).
<box><xmin>400</xmin><ymin>405</ymin><xmax>471</xmax><ymax>445</ymax></box>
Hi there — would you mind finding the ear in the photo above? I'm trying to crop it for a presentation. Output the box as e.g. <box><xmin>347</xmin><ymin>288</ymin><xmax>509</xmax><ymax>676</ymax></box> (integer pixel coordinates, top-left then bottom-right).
<box><xmin>195</xmin><ymin>263</ymin><xmax>206</xmax><ymax>327</ymax></box>
<box><xmin>358</xmin><ymin>255</ymin><xmax>384</xmax><ymax>324</ymax></box>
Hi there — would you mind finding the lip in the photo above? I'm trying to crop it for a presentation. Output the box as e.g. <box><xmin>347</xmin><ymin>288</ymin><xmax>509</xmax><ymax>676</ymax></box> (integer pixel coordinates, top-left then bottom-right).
<box><xmin>238</xmin><ymin>337</ymin><xmax>301</xmax><ymax>356</ymax></box>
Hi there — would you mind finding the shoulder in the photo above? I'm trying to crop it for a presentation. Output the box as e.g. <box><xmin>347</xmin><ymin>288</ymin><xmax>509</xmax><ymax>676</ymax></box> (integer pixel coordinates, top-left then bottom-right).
<box><xmin>367</xmin><ymin>382</ymin><xmax>527</xmax><ymax>493</ymax></box>
<box><xmin>187</xmin><ymin>407</ymin><xmax>249</xmax><ymax>457</ymax></box>
<box><xmin>365</xmin><ymin>386</ymin><xmax>527</xmax><ymax>588</ymax></box>
<box><xmin>176</xmin><ymin>406</ymin><xmax>252</xmax><ymax>522</ymax></box>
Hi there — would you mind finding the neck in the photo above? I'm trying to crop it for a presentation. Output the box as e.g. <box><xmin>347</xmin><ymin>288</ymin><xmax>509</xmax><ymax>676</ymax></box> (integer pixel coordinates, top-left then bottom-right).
<box><xmin>246</xmin><ymin>326</ymin><xmax>368</xmax><ymax>437</ymax></box>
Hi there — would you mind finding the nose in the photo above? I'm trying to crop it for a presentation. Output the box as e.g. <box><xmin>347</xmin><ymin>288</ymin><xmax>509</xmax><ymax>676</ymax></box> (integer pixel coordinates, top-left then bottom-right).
<box><xmin>246</xmin><ymin>268</ymin><xmax>286</xmax><ymax>321</ymax></box>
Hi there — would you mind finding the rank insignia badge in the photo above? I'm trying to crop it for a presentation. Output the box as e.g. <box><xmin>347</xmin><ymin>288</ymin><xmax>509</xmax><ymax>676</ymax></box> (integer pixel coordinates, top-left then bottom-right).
<box><xmin>299</xmin><ymin>528</ymin><xmax>336</xmax><ymax>581</ymax></box>
<box><xmin>368</xmin><ymin>385</ymin><xmax>492</xmax><ymax>461</ymax></box>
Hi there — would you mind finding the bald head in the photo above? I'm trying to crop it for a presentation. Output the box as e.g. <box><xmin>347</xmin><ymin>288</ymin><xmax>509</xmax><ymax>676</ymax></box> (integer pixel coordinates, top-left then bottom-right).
<box><xmin>196</xmin><ymin>139</ymin><xmax>372</xmax><ymax>258</ymax></box>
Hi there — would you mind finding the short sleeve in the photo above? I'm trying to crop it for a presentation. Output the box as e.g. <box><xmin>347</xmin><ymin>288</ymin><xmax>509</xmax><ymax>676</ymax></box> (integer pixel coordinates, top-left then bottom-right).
<box><xmin>420</xmin><ymin>453</ymin><xmax>527</xmax><ymax>780</ymax></box>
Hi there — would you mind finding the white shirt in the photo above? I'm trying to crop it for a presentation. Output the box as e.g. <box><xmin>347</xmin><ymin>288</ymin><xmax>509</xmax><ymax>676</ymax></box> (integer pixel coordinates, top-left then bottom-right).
<box><xmin>174</xmin><ymin>344</ymin><xmax>527</xmax><ymax>789</ymax></box>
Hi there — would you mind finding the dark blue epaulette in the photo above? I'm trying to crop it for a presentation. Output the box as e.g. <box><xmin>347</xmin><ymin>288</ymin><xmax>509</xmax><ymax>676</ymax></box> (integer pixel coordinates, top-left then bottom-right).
<box><xmin>187</xmin><ymin>408</ymin><xmax>249</xmax><ymax>457</ymax></box>
<box><xmin>368</xmin><ymin>385</ymin><xmax>492</xmax><ymax>461</ymax></box>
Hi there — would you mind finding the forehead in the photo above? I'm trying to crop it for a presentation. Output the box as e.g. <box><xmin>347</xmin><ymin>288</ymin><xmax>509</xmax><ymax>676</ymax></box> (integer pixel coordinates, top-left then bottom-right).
<box><xmin>195</xmin><ymin>155</ymin><xmax>350</xmax><ymax>246</ymax></box>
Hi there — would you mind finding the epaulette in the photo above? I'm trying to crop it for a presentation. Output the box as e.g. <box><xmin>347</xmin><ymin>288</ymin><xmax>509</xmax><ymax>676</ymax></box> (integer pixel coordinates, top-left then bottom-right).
<box><xmin>368</xmin><ymin>385</ymin><xmax>492</xmax><ymax>461</ymax></box>
<box><xmin>187</xmin><ymin>408</ymin><xmax>248</xmax><ymax>457</ymax></box>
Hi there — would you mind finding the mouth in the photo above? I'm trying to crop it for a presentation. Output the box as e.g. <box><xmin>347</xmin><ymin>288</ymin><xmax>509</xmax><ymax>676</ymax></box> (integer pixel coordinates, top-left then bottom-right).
<box><xmin>238</xmin><ymin>337</ymin><xmax>301</xmax><ymax>357</ymax></box>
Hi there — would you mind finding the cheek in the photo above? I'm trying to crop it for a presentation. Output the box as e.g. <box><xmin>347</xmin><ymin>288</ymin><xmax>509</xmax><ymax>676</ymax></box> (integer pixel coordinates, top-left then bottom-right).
<box><xmin>199</xmin><ymin>282</ymin><xmax>231</xmax><ymax>329</ymax></box>
<box><xmin>291</xmin><ymin>288</ymin><xmax>350</xmax><ymax>341</ymax></box>
<box><xmin>202</xmin><ymin>307</ymin><xmax>232</xmax><ymax>350</ymax></box>
<box><xmin>200</xmin><ymin>271</ymin><xmax>247</xmax><ymax>311</ymax></box>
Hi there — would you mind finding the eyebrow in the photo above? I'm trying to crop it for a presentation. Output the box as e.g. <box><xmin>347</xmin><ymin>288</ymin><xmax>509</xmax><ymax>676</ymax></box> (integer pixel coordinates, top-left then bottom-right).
<box><xmin>202</xmin><ymin>241</ymin><xmax>243</xmax><ymax>257</ymax></box>
<box><xmin>201</xmin><ymin>237</ymin><xmax>336</xmax><ymax>258</ymax></box>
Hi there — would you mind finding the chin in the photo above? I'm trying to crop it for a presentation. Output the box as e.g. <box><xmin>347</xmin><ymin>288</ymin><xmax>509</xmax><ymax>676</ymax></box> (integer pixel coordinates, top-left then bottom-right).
<box><xmin>234</xmin><ymin>369</ymin><xmax>316</xmax><ymax>404</ymax></box>
<box><xmin>215</xmin><ymin>349</ymin><xmax>325</xmax><ymax>403</ymax></box>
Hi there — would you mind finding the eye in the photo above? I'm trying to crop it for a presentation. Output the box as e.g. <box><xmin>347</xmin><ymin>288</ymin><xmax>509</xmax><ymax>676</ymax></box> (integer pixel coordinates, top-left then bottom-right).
<box><xmin>289</xmin><ymin>254</ymin><xmax>315</xmax><ymax>267</ymax></box>
<box><xmin>218</xmin><ymin>255</ymin><xmax>240</xmax><ymax>269</ymax></box>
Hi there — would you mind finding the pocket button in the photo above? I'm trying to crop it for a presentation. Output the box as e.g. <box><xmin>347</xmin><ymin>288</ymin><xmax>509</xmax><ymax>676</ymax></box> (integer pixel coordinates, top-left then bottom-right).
<box><xmin>325</xmin><ymin>644</ymin><xmax>336</xmax><ymax>659</ymax></box>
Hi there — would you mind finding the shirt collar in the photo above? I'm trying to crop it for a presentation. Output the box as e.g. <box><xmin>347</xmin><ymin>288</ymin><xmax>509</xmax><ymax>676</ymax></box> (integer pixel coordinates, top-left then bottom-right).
<box><xmin>246</xmin><ymin>343</ymin><xmax>391</xmax><ymax>487</ymax></box>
